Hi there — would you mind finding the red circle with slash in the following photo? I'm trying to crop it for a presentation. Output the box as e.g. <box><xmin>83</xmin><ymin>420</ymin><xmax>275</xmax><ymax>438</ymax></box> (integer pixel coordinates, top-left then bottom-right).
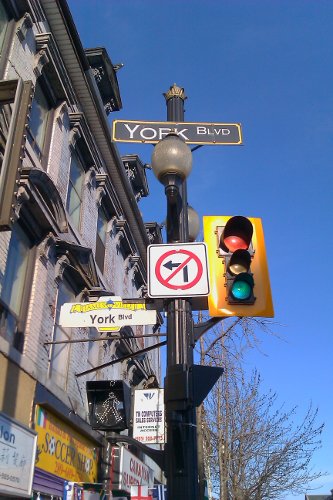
<box><xmin>155</xmin><ymin>249</ymin><xmax>203</xmax><ymax>290</ymax></box>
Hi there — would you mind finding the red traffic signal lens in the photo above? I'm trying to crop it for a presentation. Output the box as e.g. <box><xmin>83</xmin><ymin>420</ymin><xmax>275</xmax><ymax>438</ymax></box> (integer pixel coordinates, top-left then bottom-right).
<box><xmin>224</xmin><ymin>235</ymin><xmax>248</xmax><ymax>252</ymax></box>
<box><xmin>228</xmin><ymin>249</ymin><xmax>251</xmax><ymax>275</ymax></box>
<box><xmin>230</xmin><ymin>273</ymin><xmax>254</xmax><ymax>301</ymax></box>
<box><xmin>221</xmin><ymin>216</ymin><xmax>253</xmax><ymax>252</ymax></box>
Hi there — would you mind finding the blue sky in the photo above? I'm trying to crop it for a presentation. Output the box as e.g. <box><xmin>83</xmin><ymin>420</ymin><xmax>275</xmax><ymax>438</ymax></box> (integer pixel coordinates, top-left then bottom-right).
<box><xmin>67</xmin><ymin>1</ymin><xmax>333</xmax><ymax>497</ymax></box>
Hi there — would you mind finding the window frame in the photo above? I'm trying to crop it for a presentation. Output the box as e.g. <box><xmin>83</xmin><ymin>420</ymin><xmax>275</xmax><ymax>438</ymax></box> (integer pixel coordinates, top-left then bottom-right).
<box><xmin>86</xmin><ymin>328</ymin><xmax>101</xmax><ymax>381</ymax></box>
<box><xmin>66</xmin><ymin>148</ymin><xmax>86</xmax><ymax>233</ymax></box>
<box><xmin>0</xmin><ymin>1</ymin><xmax>15</xmax><ymax>78</ymax></box>
<box><xmin>27</xmin><ymin>79</ymin><xmax>54</xmax><ymax>167</ymax></box>
<box><xmin>0</xmin><ymin>79</ymin><xmax>33</xmax><ymax>230</ymax></box>
<box><xmin>95</xmin><ymin>203</ymin><xmax>109</xmax><ymax>272</ymax></box>
<box><xmin>0</xmin><ymin>221</ymin><xmax>36</xmax><ymax>351</ymax></box>
<box><xmin>48</xmin><ymin>276</ymin><xmax>77</xmax><ymax>390</ymax></box>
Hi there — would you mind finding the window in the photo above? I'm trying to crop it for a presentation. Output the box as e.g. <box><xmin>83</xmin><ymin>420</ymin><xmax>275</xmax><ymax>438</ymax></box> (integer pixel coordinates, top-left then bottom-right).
<box><xmin>95</xmin><ymin>204</ymin><xmax>108</xmax><ymax>272</ymax></box>
<box><xmin>87</xmin><ymin>328</ymin><xmax>100</xmax><ymax>381</ymax></box>
<box><xmin>49</xmin><ymin>278</ymin><xmax>75</xmax><ymax>389</ymax></box>
<box><xmin>27</xmin><ymin>81</ymin><xmax>51</xmax><ymax>161</ymax></box>
<box><xmin>66</xmin><ymin>152</ymin><xmax>85</xmax><ymax>231</ymax></box>
<box><xmin>0</xmin><ymin>2</ymin><xmax>12</xmax><ymax>76</ymax></box>
<box><xmin>0</xmin><ymin>223</ymin><xmax>34</xmax><ymax>350</ymax></box>
<box><xmin>0</xmin><ymin>2</ymin><xmax>9</xmax><ymax>54</ymax></box>
<box><xmin>0</xmin><ymin>79</ymin><xmax>33</xmax><ymax>229</ymax></box>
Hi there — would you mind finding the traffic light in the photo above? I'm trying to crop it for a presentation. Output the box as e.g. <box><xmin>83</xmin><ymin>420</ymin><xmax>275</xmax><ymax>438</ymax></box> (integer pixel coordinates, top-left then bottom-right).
<box><xmin>86</xmin><ymin>380</ymin><xmax>131</xmax><ymax>431</ymax></box>
<box><xmin>203</xmin><ymin>215</ymin><xmax>274</xmax><ymax>317</ymax></box>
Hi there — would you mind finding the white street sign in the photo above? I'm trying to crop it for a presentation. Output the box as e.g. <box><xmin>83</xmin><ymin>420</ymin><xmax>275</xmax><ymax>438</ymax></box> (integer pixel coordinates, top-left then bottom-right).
<box><xmin>59</xmin><ymin>296</ymin><xmax>157</xmax><ymax>332</ymax></box>
<box><xmin>148</xmin><ymin>242</ymin><xmax>210</xmax><ymax>298</ymax></box>
<box><xmin>133</xmin><ymin>389</ymin><xmax>165</xmax><ymax>444</ymax></box>
<box><xmin>0</xmin><ymin>412</ymin><xmax>37</xmax><ymax>498</ymax></box>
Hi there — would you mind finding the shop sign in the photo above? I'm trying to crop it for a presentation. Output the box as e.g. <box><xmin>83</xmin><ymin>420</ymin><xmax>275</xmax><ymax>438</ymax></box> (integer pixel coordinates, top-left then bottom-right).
<box><xmin>0</xmin><ymin>411</ymin><xmax>37</xmax><ymax>498</ymax></box>
<box><xmin>133</xmin><ymin>389</ymin><xmax>165</xmax><ymax>444</ymax></box>
<box><xmin>111</xmin><ymin>446</ymin><xmax>153</xmax><ymax>494</ymax></box>
<box><xmin>34</xmin><ymin>406</ymin><xmax>98</xmax><ymax>483</ymax></box>
<box><xmin>64</xmin><ymin>481</ymin><xmax>101</xmax><ymax>500</ymax></box>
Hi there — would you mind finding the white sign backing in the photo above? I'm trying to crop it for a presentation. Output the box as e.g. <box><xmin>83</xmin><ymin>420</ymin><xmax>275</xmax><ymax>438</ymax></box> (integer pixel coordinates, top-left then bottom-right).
<box><xmin>0</xmin><ymin>412</ymin><xmax>37</xmax><ymax>498</ymax></box>
<box><xmin>133</xmin><ymin>389</ymin><xmax>165</xmax><ymax>444</ymax></box>
<box><xmin>148</xmin><ymin>243</ymin><xmax>210</xmax><ymax>298</ymax></box>
<box><xmin>59</xmin><ymin>296</ymin><xmax>157</xmax><ymax>332</ymax></box>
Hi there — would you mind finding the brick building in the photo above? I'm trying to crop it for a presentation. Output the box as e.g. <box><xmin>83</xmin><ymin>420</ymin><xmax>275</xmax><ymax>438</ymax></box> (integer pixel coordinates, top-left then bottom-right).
<box><xmin>0</xmin><ymin>0</ymin><xmax>163</xmax><ymax>497</ymax></box>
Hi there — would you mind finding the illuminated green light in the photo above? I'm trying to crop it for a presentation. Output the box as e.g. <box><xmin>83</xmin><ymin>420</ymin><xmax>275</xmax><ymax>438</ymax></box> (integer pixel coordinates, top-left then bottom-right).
<box><xmin>230</xmin><ymin>273</ymin><xmax>254</xmax><ymax>301</ymax></box>
<box><xmin>231</xmin><ymin>281</ymin><xmax>252</xmax><ymax>300</ymax></box>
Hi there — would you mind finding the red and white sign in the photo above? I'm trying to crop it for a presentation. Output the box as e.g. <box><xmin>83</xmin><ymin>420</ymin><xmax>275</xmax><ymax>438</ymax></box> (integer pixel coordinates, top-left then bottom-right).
<box><xmin>148</xmin><ymin>243</ymin><xmax>210</xmax><ymax>298</ymax></box>
<box><xmin>130</xmin><ymin>485</ymin><xmax>152</xmax><ymax>499</ymax></box>
<box><xmin>110</xmin><ymin>446</ymin><xmax>153</xmax><ymax>494</ymax></box>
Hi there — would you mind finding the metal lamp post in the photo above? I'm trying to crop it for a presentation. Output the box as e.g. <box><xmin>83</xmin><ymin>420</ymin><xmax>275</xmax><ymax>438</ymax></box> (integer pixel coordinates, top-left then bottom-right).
<box><xmin>151</xmin><ymin>85</ymin><xmax>199</xmax><ymax>500</ymax></box>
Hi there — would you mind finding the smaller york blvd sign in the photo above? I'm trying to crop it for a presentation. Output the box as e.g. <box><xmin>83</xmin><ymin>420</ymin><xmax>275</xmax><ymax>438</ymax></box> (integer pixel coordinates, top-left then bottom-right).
<box><xmin>112</xmin><ymin>119</ymin><xmax>242</xmax><ymax>145</ymax></box>
<box><xmin>59</xmin><ymin>296</ymin><xmax>157</xmax><ymax>332</ymax></box>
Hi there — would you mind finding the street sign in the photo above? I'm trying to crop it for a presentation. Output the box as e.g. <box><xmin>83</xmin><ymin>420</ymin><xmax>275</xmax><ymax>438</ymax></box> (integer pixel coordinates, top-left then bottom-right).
<box><xmin>133</xmin><ymin>388</ymin><xmax>165</xmax><ymax>444</ymax></box>
<box><xmin>112</xmin><ymin>119</ymin><xmax>242</xmax><ymax>145</ymax></box>
<box><xmin>148</xmin><ymin>243</ymin><xmax>210</xmax><ymax>298</ymax></box>
<box><xmin>59</xmin><ymin>296</ymin><xmax>157</xmax><ymax>332</ymax></box>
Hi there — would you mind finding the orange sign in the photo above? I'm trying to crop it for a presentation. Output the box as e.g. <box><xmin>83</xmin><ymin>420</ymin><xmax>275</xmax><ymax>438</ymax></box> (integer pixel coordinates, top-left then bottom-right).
<box><xmin>34</xmin><ymin>406</ymin><xmax>98</xmax><ymax>483</ymax></box>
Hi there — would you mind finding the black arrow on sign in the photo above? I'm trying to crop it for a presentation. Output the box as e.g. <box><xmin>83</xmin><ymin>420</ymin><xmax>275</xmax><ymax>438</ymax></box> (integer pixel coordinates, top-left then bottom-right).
<box><xmin>163</xmin><ymin>260</ymin><xmax>181</xmax><ymax>270</ymax></box>
<box><xmin>163</xmin><ymin>260</ymin><xmax>189</xmax><ymax>282</ymax></box>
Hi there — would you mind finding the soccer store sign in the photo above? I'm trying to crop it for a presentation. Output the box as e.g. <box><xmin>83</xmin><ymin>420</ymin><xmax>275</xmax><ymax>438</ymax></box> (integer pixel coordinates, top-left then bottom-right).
<box><xmin>34</xmin><ymin>406</ymin><xmax>98</xmax><ymax>483</ymax></box>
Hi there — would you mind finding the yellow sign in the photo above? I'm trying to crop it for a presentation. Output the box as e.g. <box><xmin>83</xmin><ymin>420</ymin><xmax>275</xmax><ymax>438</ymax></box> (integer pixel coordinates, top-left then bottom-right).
<box><xmin>35</xmin><ymin>406</ymin><xmax>98</xmax><ymax>483</ymax></box>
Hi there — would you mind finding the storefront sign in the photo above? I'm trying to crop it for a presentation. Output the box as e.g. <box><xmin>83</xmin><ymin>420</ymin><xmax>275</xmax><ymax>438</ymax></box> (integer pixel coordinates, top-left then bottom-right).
<box><xmin>133</xmin><ymin>389</ymin><xmax>165</xmax><ymax>444</ymax></box>
<box><xmin>111</xmin><ymin>446</ymin><xmax>153</xmax><ymax>494</ymax></box>
<box><xmin>64</xmin><ymin>481</ymin><xmax>101</xmax><ymax>500</ymax></box>
<box><xmin>34</xmin><ymin>406</ymin><xmax>98</xmax><ymax>483</ymax></box>
<box><xmin>0</xmin><ymin>411</ymin><xmax>37</xmax><ymax>498</ymax></box>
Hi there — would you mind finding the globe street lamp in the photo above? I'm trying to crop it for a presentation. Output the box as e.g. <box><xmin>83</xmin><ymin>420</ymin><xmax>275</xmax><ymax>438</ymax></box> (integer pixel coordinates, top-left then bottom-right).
<box><xmin>152</xmin><ymin>132</ymin><xmax>192</xmax><ymax>243</ymax></box>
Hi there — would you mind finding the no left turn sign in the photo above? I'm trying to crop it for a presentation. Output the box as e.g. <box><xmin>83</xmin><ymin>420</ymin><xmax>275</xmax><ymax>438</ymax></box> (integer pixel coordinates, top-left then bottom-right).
<box><xmin>148</xmin><ymin>243</ymin><xmax>210</xmax><ymax>298</ymax></box>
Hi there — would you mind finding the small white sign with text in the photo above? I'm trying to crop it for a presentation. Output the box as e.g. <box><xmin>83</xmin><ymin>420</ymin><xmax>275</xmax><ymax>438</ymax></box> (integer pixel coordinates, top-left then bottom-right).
<box><xmin>133</xmin><ymin>389</ymin><xmax>165</xmax><ymax>444</ymax></box>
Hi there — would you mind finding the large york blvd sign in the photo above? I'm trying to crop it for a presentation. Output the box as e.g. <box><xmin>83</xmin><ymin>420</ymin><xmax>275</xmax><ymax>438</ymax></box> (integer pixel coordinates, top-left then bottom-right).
<box><xmin>112</xmin><ymin>120</ymin><xmax>242</xmax><ymax>145</ymax></box>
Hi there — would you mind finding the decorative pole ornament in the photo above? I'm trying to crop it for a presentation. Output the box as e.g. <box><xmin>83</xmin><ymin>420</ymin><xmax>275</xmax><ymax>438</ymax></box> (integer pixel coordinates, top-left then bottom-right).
<box><xmin>163</xmin><ymin>83</ymin><xmax>187</xmax><ymax>102</ymax></box>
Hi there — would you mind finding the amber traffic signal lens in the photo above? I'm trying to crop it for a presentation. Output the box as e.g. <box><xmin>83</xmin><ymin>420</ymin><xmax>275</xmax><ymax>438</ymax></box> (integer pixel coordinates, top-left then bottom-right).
<box><xmin>228</xmin><ymin>249</ymin><xmax>251</xmax><ymax>275</ymax></box>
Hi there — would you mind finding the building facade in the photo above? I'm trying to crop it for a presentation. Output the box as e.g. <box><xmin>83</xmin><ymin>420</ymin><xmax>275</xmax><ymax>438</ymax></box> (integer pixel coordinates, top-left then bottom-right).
<box><xmin>0</xmin><ymin>0</ymin><xmax>162</xmax><ymax>497</ymax></box>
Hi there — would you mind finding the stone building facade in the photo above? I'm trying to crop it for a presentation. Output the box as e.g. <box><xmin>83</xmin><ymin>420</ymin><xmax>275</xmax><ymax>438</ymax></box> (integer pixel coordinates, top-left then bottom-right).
<box><xmin>0</xmin><ymin>0</ymin><xmax>162</xmax><ymax>497</ymax></box>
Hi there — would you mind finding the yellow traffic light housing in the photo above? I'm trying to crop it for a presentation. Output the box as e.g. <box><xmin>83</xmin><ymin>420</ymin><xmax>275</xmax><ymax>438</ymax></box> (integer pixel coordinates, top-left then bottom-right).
<box><xmin>203</xmin><ymin>215</ymin><xmax>274</xmax><ymax>318</ymax></box>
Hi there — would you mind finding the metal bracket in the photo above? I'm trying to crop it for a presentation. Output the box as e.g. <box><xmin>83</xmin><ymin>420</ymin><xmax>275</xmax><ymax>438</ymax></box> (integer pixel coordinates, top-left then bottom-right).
<box><xmin>193</xmin><ymin>316</ymin><xmax>224</xmax><ymax>342</ymax></box>
<box><xmin>106</xmin><ymin>432</ymin><xmax>166</xmax><ymax>472</ymax></box>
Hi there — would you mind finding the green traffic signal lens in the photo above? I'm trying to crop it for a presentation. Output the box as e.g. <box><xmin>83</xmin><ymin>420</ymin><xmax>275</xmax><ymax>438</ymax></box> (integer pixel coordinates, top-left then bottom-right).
<box><xmin>230</xmin><ymin>273</ymin><xmax>254</xmax><ymax>301</ymax></box>
<box><xmin>231</xmin><ymin>280</ymin><xmax>252</xmax><ymax>300</ymax></box>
